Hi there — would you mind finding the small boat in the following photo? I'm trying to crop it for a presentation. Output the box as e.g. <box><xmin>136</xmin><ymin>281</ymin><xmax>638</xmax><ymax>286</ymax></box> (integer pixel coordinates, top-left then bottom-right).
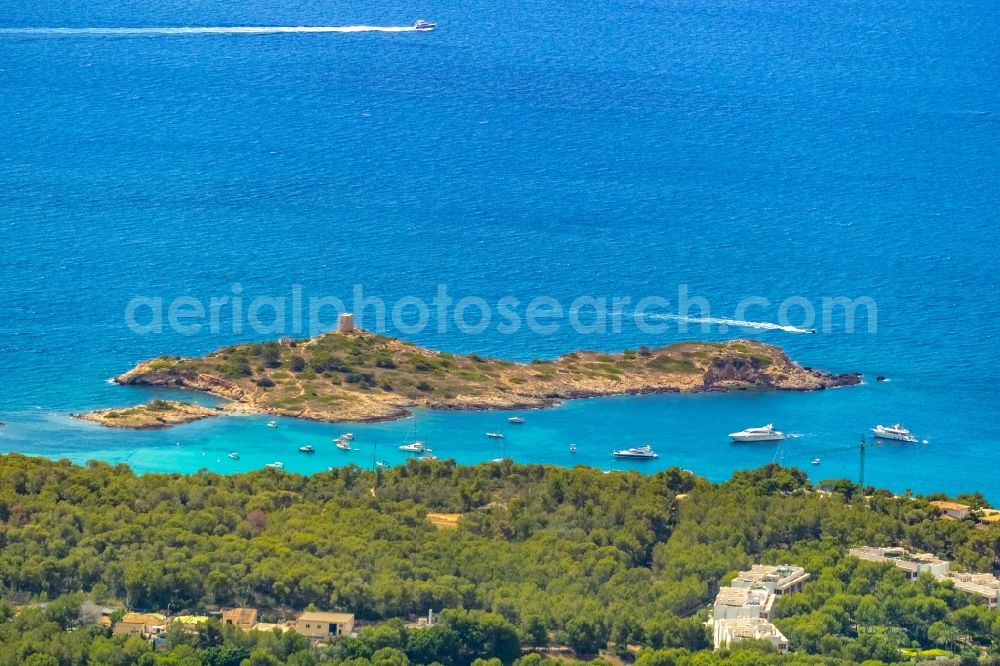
<box><xmin>265</xmin><ymin>461</ymin><xmax>284</xmax><ymax>469</ymax></box>
<box><xmin>414</xmin><ymin>19</ymin><xmax>435</xmax><ymax>30</ymax></box>
<box><xmin>491</xmin><ymin>457</ymin><xmax>512</xmax><ymax>463</ymax></box>
<box><xmin>612</xmin><ymin>445</ymin><xmax>658</xmax><ymax>460</ymax></box>
<box><xmin>486</xmin><ymin>432</ymin><xmax>505</xmax><ymax>439</ymax></box>
<box><xmin>335</xmin><ymin>438</ymin><xmax>352</xmax><ymax>451</ymax></box>
<box><xmin>872</xmin><ymin>423</ymin><xmax>918</xmax><ymax>443</ymax></box>
<box><xmin>228</xmin><ymin>452</ymin><xmax>240</xmax><ymax>460</ymax></box>
<box><xmin>729</xmin><ymin>424</ymin><xmax>784</xmax><ymax>442</ymax></box>
<box><xmin>811</xmin><ymin>458</ymin><xmax>821</xmax><ymax>465</ymax></box>
<box><xmin>419</xmin><ymin>455</ymin><xmax>438</xmax><ymax>461</ymax></box>
<box><xmin>339</xmin><ymin>433</ymin><xmax>355</xmax><ymax>441</ymax></box>
<box><xmin>298</xmin><ymin>445</ymin><xmax>315</xmax><ymax>454</ymax></box>
<box><xmin>376</xmin><ymin>460</ymin><xmax>389</xmax><ymax>468</ymax></box>
<box><xmin>569</xmin><ymin>443</ymin><xmax>577</xmax><ymax>454</ymax></box>
<box><xmin>399</xmin><ymin>441</ymin><xmax>428</xmax><ymax>453</ymax></box>
<box><xmin>267</xmin><ymin>420</ymin><xmax>278</xmax><ymax>428</ymax></box>
<box><xmin>508</xmin><ymin>416</ymin><xmax>525</xmax><ymax>424</ymax></box>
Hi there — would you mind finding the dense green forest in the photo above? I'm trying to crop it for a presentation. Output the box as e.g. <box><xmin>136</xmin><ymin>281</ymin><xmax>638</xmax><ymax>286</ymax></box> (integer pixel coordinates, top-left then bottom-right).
<box><xmin>0</xmin><ymin>454</ymin><xmax>998</xmax><ymax>665</ymax></box>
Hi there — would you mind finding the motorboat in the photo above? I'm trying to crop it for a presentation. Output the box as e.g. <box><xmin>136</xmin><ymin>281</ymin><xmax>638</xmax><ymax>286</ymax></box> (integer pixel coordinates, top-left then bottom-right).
<box><xmin>611</xmin><ymin>445</ymin><xmax>658</xmax><ymax>460</ymax></box>
<box><xmin>265</xmin><ymin>461</ymin><xmax>284</xmax><ymax>469</ymax></box>
<box><xmin>267</xmin><ymin>420</ymin><xmax>278</xmax><ymax>428</ymax></box>
<box><xmin>298</xmin><ymin>445</ymin><xmax>315</xmax><ymax>454</ymax></box>
<box><xmin>339</xmin><ymin>433</ymin><xmax>355</xmax><ymax>441</ymax></box>
<box><xmin>414</xmin><ymin>19</ymin><xmax>435</xmax><ymax>30</ymax></box>
<box><xmin>335</xmin><ymin>438</ymin><xmax>352</xmax><ymax>451</ymax></box>
<box><xmin>491</xmin><ymin>457</ymin><xmax>512</xmax><ymax>463</ymax></box>
<box><xmin>728</xmin><ymin>424</ymin><xmax>784</xmax><ymax>442</ymax></box>
<box><xmin>486</xmin><ymin>432</ymin><xmax>505</xmax><ymax>439</ymax></box>
<box><xmin>399</xmin><ymin>441</ymin><xmax>428</xmax><ymax>453</ymax></box>
<box><xmin>811</xmin><ymin>458</ymin><xmax>821</xmax><ymax>465</ymax></box>
<box><xmin>228</xmin><ymin>452</ymin><xmax>240</xmax><ymax>460</ymax></box>
<box><xmin>569</xmin><ymin>443</ymin><xmax>577</xmax><ymax>454</ymax></box>
<box><xmin>872</xmin><ymin>423</ymin><xmax>917</xmax><ymax>443</ymax></box>
<box><xmin>508</xmin><ymin>416</ymin><xmax>525</xmax><ymax>424</ymax></box>
<box><xmin>419</xmin><ymin>455</ymin><xmax>438</xmax><ymax>461</ymax></box>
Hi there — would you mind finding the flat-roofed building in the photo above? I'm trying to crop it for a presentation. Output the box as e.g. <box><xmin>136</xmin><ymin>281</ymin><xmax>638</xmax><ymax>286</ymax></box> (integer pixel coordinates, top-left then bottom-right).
<box><xmin>714</xmin><ymin>618</ymin><xmax>788</xmax><ymax>653</ymax></box>
<box><xmin>713</xmin><ymin>586</ymin><xmax>775</xmax><ymax>621</ymax></box>
<box><xmin>946</xmin><ymin>572</ymin><xmax>1000</xmax><ymax>608</ymax></box>
<box><xmin>295</xmin><ymin>611</ymin><xmax>355</xmax><ymax>642</ymax></box>
<box><xmin>849</xmin><ymin>546</ymin><xmax>951</xmax><ymax>579</ymax></box>
<box><xmin>731</xmin><ymin>564</ymin><xmax>811</xmax><ymax>596</ymax></box>
<box><xmin>113</xmin><ymin>612</ymin><xmax>167</xmax><ymax>638</ymax></box>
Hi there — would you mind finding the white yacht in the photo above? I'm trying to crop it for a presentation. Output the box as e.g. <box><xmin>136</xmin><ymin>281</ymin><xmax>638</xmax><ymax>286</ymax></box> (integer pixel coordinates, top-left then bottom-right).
<box><xmin>267</xmin><ymin>420</ymin><xmax>278</xmax><ymax>428</ymax></box>
<box><xmin>265</xmin><ymin>461</ymin><xmax>284</xmax><ymax>469</ymax></box>
<box><xmin>612</xmin><ymin>445</ymin><xmax>658</xmax><ymax>460</ymax></box>
<box><xmin>569</xmin><ymin>443</ymin><xmax>577</xmax><ymax>454</ymax></box>
<box><xmin>335</xmin><ymin>437</ymin><xmax>352</xmax><ymax>451</ymax></box>
<box><xmin>728</xmin><ymin>424</ymin><xmax>784</xmax><ymax>442</ymax></box>
<box><xmin>811</xmin><ymin>458</ymin><xmax>821</xmax><ymax>465</ymax></box>
<box><xmin>298</xmin><ymin>445</ymin><xmax>315</xmax><ymax>454</ymax></box>
<box><xmin>399</xmin><ymin>441</ymin><xmax>428</xmax><ymax>453</ymax></box>
<box><xmin>414</xmin><ymin>19</ymin><xmax>436</xmax><ymax>30</ymax></box>
<box><xmin>508</xmin><ymin>416</ymin><xmax>525</xmax><ymax>424</ymax></box>
<box><xmin>228</xmin><ymin>452</ymin><xmax>240</xmax><ymax>460</ymax></box>
<box><xmin>419</xmin><ymin>455</ymin><xmax>438</xmax><ymax>461</ymax></box>
<box><xmin>872</xmin><ymin>423</ymin><xmax>917</xmax><ymax>443</ymax></box>
<box><xmin>491</xmin><ymin>457</ymin><xmax>512</xmax><ymax>463</ymax></box>
<box><xmin>486</xmin><ymin>432</ymin><xmax>505</xmax><ymax>439</ymax></box>
<box><xmin>339</xmin><ymin>433</ymin><xmax>355</xmax><ymax>441</ymax></box>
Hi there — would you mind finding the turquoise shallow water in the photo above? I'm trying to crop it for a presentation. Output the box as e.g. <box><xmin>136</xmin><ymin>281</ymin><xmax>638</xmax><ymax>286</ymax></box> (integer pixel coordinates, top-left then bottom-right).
<box><xmin>0</xmin><ymin>0</ymin><xmax>998</xmax><ymax>498</ymax></box>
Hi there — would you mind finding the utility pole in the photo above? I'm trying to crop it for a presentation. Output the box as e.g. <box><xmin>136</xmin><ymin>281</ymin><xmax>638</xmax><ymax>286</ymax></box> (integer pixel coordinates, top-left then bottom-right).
<box><xmin>859</xmin><ymin>434</ymin><xmax>866</xmax><ymax>489</ymax></box>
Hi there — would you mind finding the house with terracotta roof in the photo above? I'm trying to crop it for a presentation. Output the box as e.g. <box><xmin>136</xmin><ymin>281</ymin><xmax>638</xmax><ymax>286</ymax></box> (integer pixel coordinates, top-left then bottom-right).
<box><xmin>112</xmin><ymin>612</ymin><xmax>167</xmax><ymax>638</ymax></box>
<box><xmin>222</xmin><ymin>607</ymin><xmax>258</xmax><ymax>632</ymax></box>
<box><xmin>929</xmin><ymin>500</ymin><xmax>971</xmax><ymax>520</ymax></box>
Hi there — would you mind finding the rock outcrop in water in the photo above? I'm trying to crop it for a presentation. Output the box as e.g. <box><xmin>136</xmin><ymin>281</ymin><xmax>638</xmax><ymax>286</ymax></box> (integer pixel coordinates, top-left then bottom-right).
<box><xmin>75</xmin><ymin>400</ymin><xmax>219</xmax><ymax>430</ymax></box>
<box><xmin>105</xmin><ymin>332</ymin><xmax>860</xmax><ymax>426</ymax></box>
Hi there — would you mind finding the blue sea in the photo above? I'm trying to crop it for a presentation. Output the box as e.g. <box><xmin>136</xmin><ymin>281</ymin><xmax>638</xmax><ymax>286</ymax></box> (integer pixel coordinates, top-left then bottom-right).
<box><xmin>1</xmin><ymin>0</ymin><xmax>998</xmax><ymax>498</ymax></box>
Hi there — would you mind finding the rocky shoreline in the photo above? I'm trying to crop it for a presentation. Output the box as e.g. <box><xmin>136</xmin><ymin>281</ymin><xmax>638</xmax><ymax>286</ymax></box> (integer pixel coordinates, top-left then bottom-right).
<box><xmin>91</xmin><ymin>332</ymin><xmax>861</xmax><ymax>428</ymax></box>
<box><xmin>75</xmin><ymin>400</ymin><xmax>219</xmax><ymax>430</ymax></box>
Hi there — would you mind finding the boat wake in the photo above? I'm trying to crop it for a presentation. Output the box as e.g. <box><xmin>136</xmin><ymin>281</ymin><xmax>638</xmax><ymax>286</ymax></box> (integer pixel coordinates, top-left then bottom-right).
<box><xmin>0</xmin><ymin>26</ymin><xmax>421</xmax><ymax>36</ymax></box>
<box><xmin>638</xmin><ymin>313</ymin><xmax>815</xmax><ymax>334</ymax></box>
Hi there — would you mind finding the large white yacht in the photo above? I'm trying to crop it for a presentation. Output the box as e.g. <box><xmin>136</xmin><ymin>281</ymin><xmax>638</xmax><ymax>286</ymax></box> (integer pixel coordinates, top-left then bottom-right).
<box><xmin>399</xmin><ymin>441</ymin><xmax>428</xmax><ymax>453</ymax></box>
<box><xmin>872</xmin><ymin>423</ymin><xmax>918</xmax><ymax>443</ymax></box>
<box><xmin>612</xmin><ymin>444</ymin><xmax>658</xmax><ymax>460</ymax></box>
<box><xmin>729</xmin><ymin>424</ymin><xmax>784</xmax><ymax>442</ymax></box>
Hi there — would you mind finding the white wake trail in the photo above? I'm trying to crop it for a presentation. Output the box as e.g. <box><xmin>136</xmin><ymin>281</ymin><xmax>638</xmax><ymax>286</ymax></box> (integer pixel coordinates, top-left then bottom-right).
<box><xmin>0</xmin><ymin>26</ymin><xmax>420</xmax><ymax>36</ymax></box>
<box><xmin>639</xmin><ymin>313</ymin><xmax>815</xmax><ymax>334</ymax></box>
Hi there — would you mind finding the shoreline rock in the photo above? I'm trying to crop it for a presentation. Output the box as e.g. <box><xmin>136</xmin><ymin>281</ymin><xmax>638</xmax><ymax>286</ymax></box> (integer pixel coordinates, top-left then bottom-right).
<box><xmin>74</xmin><ymin>400</ymin><xmax>220</xmax><ymax>430</ymax></box>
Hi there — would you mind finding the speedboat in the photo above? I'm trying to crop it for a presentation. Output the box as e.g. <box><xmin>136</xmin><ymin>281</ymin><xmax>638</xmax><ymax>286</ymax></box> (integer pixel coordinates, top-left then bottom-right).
<box><xmin>569</xmin><ymin>443</ymin><xmax>577</xmax><ymax>454</ymax></box>
<box><xmin>729</xmin><ymin>424</ymin><xmax>784</xmax><ymax>442</ymax></box>
<box><xmin>265</xmin><ymin>461</ymin><xmax>284</xmax><ymax>469</ymax></box>
<box><xmin>399</xmin><ymin>441</ymin><xmax>427</xmax><ymax>453</ymax></box>
<box><xmin>872</xmin><ymin>423</ymin><xmax>917</xmax><ymax>443</ymax></box>
<box><xmin>335</xmin><ymin>438</ymin><xmax>352</xmax><ymax>451</ymax></box>
<box><xmin>414</xmin><ymin>19</ymin><xmax>435</xmax><ymax>30</ymax></box>
<box><xmin>612</xmin><ymin>445</ymin><xmax>658</xmax><ymax>460</ymax></box>
<box><xmin>339</xmin><ymin>433</ymin><xmax>355</xmax><ymax>441</ymax></box>
<box><xmin>228</xmin><ymin>452</ymin><xmax>240</xmax><ymax>460</ymax></box>
<box><xmin>419</xmin><ymin>455</ymin><xmax>438</xmax><ymax>461</ymax></box>
<box><xmin>267</xmin><ymin>420</ymin><xmax>278</xmax><ymax>428</ymax></box>
<box><xmin>486</xmin><ymin>432</ymin><xmax>505</xmax><ymax>439</ymax></box>
<box><xmin>811</xmin><ymin>458</ymin><xmax>821</xmax><ymax>465</ymax></box>
<box><xmin>508</xmin><ymin>416</ymin><xmax>525</xmax><ymax>424</ymax></box>
<box><xmin>298</xmin><ymin>445</ymin><xmax>315</xmax><ymax>454</ymax></box>
<box><xmin>491</xmin><ymin>457</ymin><xmax>512</xmax><ymax>463</ymax></box>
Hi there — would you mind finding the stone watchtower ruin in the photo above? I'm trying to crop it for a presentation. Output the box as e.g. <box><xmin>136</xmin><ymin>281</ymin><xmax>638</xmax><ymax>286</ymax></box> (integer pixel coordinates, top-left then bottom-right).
<box><xmin>337</xmin><ymin>313</ymin><xmax>355</xmax><ymax>333</ymax></box>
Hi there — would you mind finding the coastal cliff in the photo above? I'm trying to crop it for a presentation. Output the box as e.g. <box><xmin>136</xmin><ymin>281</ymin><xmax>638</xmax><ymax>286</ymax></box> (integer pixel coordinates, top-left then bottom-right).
<box><xmin>108</xmin><ymin>332</ymin><xmax>860</xmax><ymax>425</ymax></box>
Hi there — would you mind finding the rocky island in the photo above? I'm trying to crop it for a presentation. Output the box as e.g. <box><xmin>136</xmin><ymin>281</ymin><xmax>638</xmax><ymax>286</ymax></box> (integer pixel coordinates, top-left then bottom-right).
<box><xmin>75</xmin><ymin>399</ymin><xmax>219</xmax><ymax>430</ymax></box>
<box><xmin>86</xmin><ymin>331</ymin><xmax>860</xmax><ymax>427</ymax></box>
